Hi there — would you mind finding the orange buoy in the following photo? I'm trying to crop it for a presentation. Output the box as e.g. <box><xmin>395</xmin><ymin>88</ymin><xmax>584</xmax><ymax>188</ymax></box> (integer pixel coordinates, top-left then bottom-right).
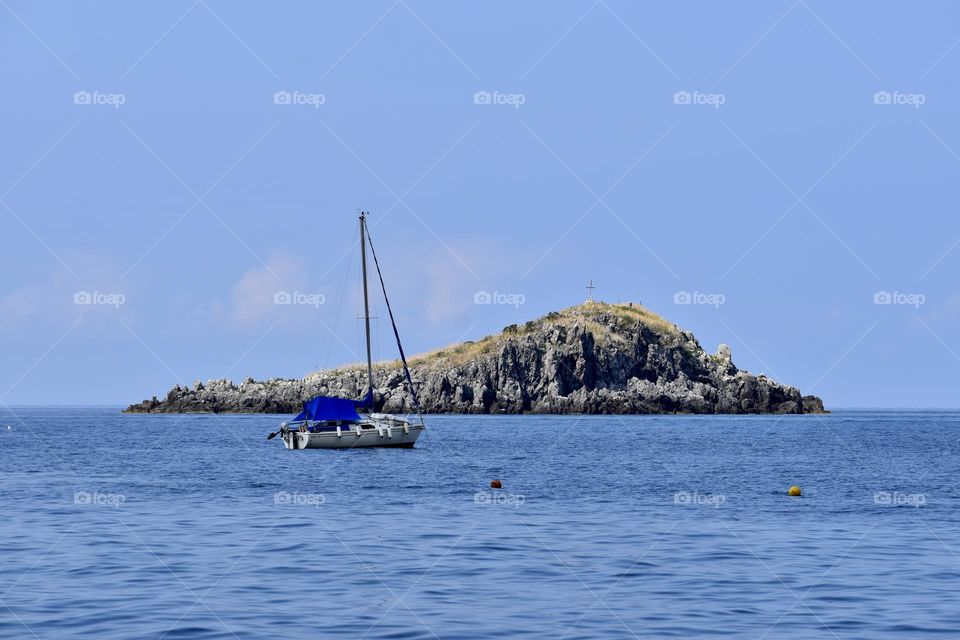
<box><xmin>788</xmin><ymin>485</ymin><xmax>802</xmax><ymax>497</ymax></box>
<box><xmin>490</xmin><ymin>479</ymin><xmax>502</xmax><ymax>489</ymax></box>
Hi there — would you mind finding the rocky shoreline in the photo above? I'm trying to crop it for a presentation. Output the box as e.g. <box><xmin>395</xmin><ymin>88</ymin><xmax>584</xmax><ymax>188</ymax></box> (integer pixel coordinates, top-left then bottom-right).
<box><xmin>126</xmin><ymin>302</ymin><xmax>826</xmax><ymax>415</ymax></box>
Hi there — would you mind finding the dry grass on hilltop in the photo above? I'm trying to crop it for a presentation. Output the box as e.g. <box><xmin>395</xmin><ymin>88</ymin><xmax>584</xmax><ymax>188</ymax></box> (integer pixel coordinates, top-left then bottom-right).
<box><xmin>305</xmin><ymin>302</ymin><xmax>681</xmax><ymax>377</ymax></box>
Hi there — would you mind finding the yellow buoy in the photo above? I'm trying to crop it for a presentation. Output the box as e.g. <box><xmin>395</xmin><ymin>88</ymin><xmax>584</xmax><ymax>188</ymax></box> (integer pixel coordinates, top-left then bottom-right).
<box><xmin>788</xmin><ymin>485</ymin><xmax>802</xmax><ymax>497</ymax></box>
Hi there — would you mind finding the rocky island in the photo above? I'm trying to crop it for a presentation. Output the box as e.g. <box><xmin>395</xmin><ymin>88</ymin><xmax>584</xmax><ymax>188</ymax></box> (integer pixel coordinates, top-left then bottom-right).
<box><xmin>126</xmin><ymin>302</ymin><xmax>826</xmax><ymax>415</ymax></box>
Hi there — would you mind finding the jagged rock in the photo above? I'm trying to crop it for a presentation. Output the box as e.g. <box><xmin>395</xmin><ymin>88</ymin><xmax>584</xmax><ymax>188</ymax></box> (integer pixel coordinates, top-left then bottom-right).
<box><xmin>125</xmin><ymin>302</ymin><xmax>828</xmax><ymax>415</ymax></box>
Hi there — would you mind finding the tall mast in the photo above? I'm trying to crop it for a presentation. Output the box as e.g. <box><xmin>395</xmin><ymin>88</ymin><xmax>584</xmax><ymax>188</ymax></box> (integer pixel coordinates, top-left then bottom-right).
<box><xmin>359</xmin><ymin>211</ymin><xmax>374</xmax><ymax>399</ymax></box>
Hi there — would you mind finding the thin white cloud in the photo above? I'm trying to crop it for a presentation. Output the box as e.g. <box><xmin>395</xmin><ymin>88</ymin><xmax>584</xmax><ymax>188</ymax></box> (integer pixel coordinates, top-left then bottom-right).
<box><xmin>227</xmin><ymin>253</ymin><xmax>307</xmax><ymax>328</ymax></box>
<box><xmin>0</xmin><ymin>258</ymin><xmax>130</xmax><ymax>329</ymax></box>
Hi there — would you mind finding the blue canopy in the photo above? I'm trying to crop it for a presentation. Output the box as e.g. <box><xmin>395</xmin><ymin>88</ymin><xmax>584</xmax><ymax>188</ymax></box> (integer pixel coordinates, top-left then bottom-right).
<box><xmin>293</xmin><ymin>391</ymin><xmax>372</xmax><ymax>422</ymax></box>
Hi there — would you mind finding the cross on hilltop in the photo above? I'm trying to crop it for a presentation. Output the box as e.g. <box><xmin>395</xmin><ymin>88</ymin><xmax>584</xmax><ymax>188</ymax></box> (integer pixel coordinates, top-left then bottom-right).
<box><xmin>586</xmin><ymin>279</ymin><xmax>596</xmax><ymax>303</ymax></box>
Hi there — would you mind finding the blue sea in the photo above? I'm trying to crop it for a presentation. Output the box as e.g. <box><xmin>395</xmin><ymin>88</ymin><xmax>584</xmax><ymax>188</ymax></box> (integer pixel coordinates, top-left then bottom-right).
<box><xmin>2</xmin><ymin>408</ymin><xmax>959</xmax><ymax>639</ymax></box>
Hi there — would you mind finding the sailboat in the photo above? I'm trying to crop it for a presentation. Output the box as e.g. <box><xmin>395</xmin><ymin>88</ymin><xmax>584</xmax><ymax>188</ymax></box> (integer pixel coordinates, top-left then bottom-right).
<box><xmin>269</xmin><ymin>211</ymin><xmax>425</xmax><ymax>449</ymax></box>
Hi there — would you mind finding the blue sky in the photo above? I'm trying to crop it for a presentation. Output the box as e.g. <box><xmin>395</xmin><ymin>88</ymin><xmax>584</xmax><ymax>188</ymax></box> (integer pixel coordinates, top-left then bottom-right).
<box><xmin>1</xmin><ymin>1</ymin><xmax>959</xmax><ymax>407</ymax></box>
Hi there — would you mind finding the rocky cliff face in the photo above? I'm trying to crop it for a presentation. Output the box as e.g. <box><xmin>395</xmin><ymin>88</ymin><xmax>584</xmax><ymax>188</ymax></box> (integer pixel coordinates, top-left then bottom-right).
<box><xmin>125</xmin><ymin>303</ymin><xmax>826</xmax><ymax>415</ymax></box>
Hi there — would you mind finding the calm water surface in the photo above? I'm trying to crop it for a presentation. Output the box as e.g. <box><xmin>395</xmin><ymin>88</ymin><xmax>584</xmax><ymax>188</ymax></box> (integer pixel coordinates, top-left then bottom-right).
<box><xmin>2</xmin><ymin>408</ymin><xmax>959</xmax><ymax>639</ymax></box>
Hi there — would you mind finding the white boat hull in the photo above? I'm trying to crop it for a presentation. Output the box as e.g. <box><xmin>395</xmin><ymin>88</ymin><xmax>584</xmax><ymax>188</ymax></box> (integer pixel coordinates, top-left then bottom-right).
<box><xmin>281</xmin><ymin>420</ymin><xmax>424</xmax><ymax>450</ymax></box>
